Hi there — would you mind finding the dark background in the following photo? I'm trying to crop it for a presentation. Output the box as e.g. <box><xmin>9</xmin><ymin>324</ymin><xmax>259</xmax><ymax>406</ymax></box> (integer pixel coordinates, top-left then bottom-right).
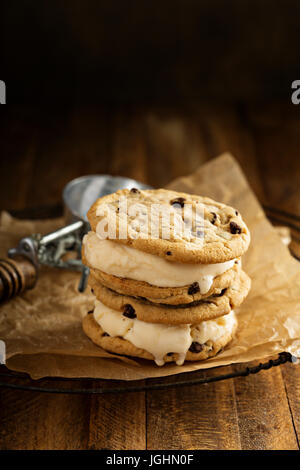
<box><xmin>1</xmin><ymin>1</ymin><xmax>300</xmax><ymax>215</ymax></box>
<box><xmin>3</xmin><ymin>0</ymin><xmax>300</xmax><ymax>103</ymax></box>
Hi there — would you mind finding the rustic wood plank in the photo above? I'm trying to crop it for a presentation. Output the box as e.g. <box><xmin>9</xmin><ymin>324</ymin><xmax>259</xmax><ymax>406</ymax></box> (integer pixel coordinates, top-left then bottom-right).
<box><xmin>109</xmin><ymin>108</ymin><xmax>148</xmax><ymax>183</ymax></box>
<box><xmin>26</xmin><ymin>108</ymin><xmax>112</xmax><ymax>208</ymax></box>
<box><xmin>198</xmin><ymin>105</ymin><xmax>265</xmax><ymax>203</ymax></box>
<box><xmin>281</xmin><ymin>362</ymin><xmax>300</xmax><ymax>446</ymax></box>
<box><xmin>87</xmin><ymin>390</ymin><xmax>146</xmax><ymax>450</ymax></box>
<box><xmin>0</xmin><ymin>380</ymin><xmax>91</xmax><ymax>449</ymax></box>
<box><xmin>0</xmin><ymin>109</ymin><xmax>37</xmax><ymax>212</ymax></box>
<box><xmin>144</xmin><ymin>106</ymin><xmax>210</xmax><ymax>188</ymax></box>
<box><xmin>245</xmin><ymin>102</ymin><xmax>300</xmax><ymax>214</ymax></box>
<box><xmin>147</xmin><ymin>376</ymin><xmax>241</xmax><ymax>450</ymax></box>
<box><xmin>233</xmin><ymin>366</ymin><xmax>298</xmax><ymax>450</ymax></box>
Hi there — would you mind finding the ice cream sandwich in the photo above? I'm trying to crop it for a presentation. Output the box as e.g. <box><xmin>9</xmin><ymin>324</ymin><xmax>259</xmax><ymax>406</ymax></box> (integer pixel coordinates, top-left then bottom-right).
<box><xmin>82</xmin><ymin>188</ymin><xmax>251</xmax><ymax>366</ymax></box>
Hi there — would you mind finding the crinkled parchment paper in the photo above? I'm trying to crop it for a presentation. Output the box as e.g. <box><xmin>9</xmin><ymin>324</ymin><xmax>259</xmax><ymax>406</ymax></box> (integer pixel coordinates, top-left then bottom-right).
<box><xmin>1</xmin><ymin>153</ymin><xmax>300</xmax><ymax>380</ymax></box>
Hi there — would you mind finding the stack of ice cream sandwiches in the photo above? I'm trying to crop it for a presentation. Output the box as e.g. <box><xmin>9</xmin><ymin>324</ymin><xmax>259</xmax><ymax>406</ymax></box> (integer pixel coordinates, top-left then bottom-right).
<box><xmin>82</xmin><ymin>188</ymin><xmax>251</xmax><ymax>366</ymax></box>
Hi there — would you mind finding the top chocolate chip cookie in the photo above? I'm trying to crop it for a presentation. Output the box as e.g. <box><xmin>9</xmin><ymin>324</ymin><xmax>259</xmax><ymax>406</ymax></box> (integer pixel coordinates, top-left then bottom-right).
<box><xmin>87</xmin><ymin>188</ymin><xmax>250</xmax><ymax>263</ymax></box>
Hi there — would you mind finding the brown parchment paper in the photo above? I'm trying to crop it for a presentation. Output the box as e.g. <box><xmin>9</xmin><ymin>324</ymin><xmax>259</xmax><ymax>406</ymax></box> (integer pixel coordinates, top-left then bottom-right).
<box><xmin>1</xmin><ymin>153</ymin><xmax>300</xmax><ymax>380</ymax></box>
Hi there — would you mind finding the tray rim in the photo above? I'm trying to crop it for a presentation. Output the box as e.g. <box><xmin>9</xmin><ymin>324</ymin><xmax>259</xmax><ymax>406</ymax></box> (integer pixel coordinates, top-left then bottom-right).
<box><xmin>0</xmin><ymin>352</ymin><xmax>294</xmax><ymax>394</ymax></box>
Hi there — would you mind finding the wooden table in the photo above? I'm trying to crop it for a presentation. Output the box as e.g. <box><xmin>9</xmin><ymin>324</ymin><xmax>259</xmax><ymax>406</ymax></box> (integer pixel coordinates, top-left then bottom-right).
<box><xmin>0</xmin><ymin>103</ymin><xmax>299</xmax><ymax>450</ymax></box>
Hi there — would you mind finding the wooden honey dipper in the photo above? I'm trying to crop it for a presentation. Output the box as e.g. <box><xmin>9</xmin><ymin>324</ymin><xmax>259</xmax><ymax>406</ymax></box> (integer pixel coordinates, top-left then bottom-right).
<box><xmin>0</xmin><ymin>256</ymin><xmax>37</xmax><ymax>302</ymax></box>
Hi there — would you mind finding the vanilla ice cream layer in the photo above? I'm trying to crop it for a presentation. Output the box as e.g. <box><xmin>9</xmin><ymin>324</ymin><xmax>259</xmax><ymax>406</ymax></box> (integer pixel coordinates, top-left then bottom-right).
<box><xmin>83</xmin><ymin>231</ymin><xmax>236</xmax><ymax>294</ymax></box>
<box><xmin>93</xmin><ymin>300</ymin><xmax>237</xmax><ymax>366</ymax></box>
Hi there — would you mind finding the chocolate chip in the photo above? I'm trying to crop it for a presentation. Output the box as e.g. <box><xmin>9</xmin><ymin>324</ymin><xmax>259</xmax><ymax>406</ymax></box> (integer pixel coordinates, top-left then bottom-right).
<box><xmin>230</xmin><ymin>221</ymin><xmax>242</xmax><ymax>234</ymax></box>
<box><xmin>130</xmin><ymin>187</ymin><xmax>140</xmax><ymax>194</ymax></box>
<box><xmin>91</xmin><ymin>289</ymin><xmax>94</xmax><ymax>294</ymax></box>
<box><xmin>102</xmin><ymin>332</ymin><xmax>110</xmax><ymax>337</ymax></box>
<box><xmin>170</xmin><ymin>197</ymin><xmax>186</xmax><ymax>208</ymax></box>
<box><xmin>189</xmin><ymin>342</ymin><xmax>203</xmax><ymax>353</ymax></box>
<box><xmin>123</xmin><ymin>304</ymin><xmax>136</xmax><ymax>319</ymax></box>
<box><xmin>166</xmin><ymin>251</ymin><xmax>172</xmax><ymax>256</ymax></box>
<box><xmin>188</xmin><ymin>282</ymin><xmax>200</xmax><ymax>295</ymax></box>
<box><xmin>167</xmin><ymin>352</ymin><xmax>174</xmax><ymax>356</ymax></box>
<box><xmin>215</xmin><ymin>288</ymin><xmax>227</xmax><ymax>297</ymax></box>
<box><xmin>210</xmin><ymin>212</ymin><xmax>217</xmax><ymax>224</ymax></box>
<box><xmin>88</xmin><ymin>310</ymin><xmax>93</xmax><ymax>314</ymax></box>
<box><xmin>235</xmin><ymin>260</ymin><xmax>239</xmax><ymax>264</ymax></box>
